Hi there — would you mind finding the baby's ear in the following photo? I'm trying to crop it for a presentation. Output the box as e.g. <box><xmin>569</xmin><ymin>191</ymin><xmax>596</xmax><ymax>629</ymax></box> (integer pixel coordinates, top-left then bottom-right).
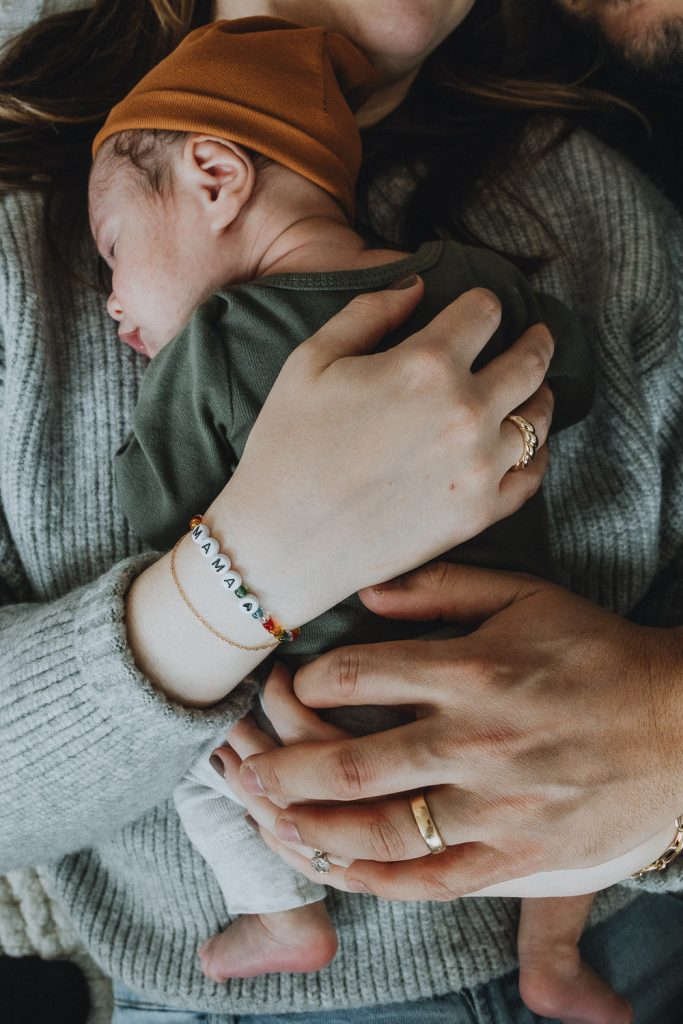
<box><xmin>181</xmin><ymin>134</ymin><xmax>256</xmax><ymax>231</ymax></box>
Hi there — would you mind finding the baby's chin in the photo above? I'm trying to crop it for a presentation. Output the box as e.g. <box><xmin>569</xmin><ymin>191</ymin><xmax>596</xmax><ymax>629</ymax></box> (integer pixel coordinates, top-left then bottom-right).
<box><xmin>144</xmin><ymin>322</ymin><xmax>191</xmax><ymax>358</ymax></box>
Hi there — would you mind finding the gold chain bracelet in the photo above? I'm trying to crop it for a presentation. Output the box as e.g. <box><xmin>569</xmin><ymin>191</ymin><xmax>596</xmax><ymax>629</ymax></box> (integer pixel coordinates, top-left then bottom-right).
<box><xmin>630</xmin><ymin>816</ymin><xmax>683</xmax><ymax>881</ymax></box>
<box><xmin>170</xmin><ymin>538</ymin><xmax>277</xmax><ymax>652</ymax></box>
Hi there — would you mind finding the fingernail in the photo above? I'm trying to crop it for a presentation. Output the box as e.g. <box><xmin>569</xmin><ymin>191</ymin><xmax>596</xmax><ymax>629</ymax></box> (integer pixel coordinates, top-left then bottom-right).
<box><xmin>209</xmin><ymin>753</ymin><xmax>224</xmax><ymax>778</ymax></box>
<box><xmin>531</xmin><ymin>321</ymin><xmax>555</xmax><ymax>344</ymax></box>
<box><xmin>480</xmin><ymin>291</ymin><xmax>501</xmax><ymax>316</ymax></box>
<box><xmin>373</xmin><ymin>575</ymin><xmax>402</xmax><ymax>593</ymax></box>
<box><xmin>241</xmin><ymin>764</ymin><xmax>265</xmax><ymax>795</ymax></box>
<box><xmin>244</xmin><ymin>814</ymin><xmax>259</xmax><ymax>831</ymax></box>
<box><xmin>276</xmin><ymin>818</ymin><xmax>302</xmax><ymax>843</ymax></box>
<box><xmin>346</xmin><ymin>877</ymin><xmax>371</xmax><ymax>894</ymax></box>
<box><xmin>388</xmin><ymin>273</ymin><xmax>418</xmax><ymax>290</ymax></box>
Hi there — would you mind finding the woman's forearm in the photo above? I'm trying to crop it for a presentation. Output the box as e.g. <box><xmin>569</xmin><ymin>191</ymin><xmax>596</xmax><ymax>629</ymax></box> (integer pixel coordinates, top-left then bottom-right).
<box><xmin>126</xmin><ymin>286</ymin><xmax>556</xmax><ymax>707</ymax></box>
<box><xmin>126</xmin><ymin>525</ymin><xmax>283</xmax><ymax>708</ymax></box>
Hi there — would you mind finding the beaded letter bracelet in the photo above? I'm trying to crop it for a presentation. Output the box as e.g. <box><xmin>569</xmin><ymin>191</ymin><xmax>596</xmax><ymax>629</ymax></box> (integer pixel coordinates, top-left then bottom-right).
<box><xmin>187</xmin><ymin>515</ymin><xmax>300</xmax><ymax>645</ymax></box>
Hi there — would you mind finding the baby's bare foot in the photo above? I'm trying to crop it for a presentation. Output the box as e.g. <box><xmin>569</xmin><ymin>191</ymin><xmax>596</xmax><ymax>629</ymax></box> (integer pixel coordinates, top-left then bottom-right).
<box><xmin>519</xmin><ymin>945</ymin><xmax>633</xmax><ymax>1024</ymax></box>
<box><xmin>199</xmin><ymin>899</ymin><xmax>337</xmax><ymax>981</ymax></box>
<box><xmin>518</xmin><ymin>895</ymin><xmax>632</xmax><ymax>1024</ymax></box>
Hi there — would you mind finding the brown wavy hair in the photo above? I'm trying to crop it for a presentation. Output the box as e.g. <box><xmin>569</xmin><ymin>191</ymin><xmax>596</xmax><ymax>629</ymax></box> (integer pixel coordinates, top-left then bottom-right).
<box><xmin>0</xmin><ymin>0</ymin><xmax>639</xmax><ymax>272</ymax></box>
<box><xmin>359</xmin><ymin>0</ymin><xmax>642</xmax><ymax>256</ymax></box>
<box><xmin>0</xmin><ymin>0</ymin><xmax>200</xmax><ymax>274</ymax></box>
<box><xmin>0</xmin><ymin>1</ymin><xmax>197</xmax><ymax>191</ymax></box>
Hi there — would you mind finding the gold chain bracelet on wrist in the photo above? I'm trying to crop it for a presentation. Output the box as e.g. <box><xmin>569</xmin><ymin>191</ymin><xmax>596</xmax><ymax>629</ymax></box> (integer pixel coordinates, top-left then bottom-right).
<box><xmin>170</xmin><ymin>538</ymin><xmax>277</xmax><ymax>652</ymax></box>
<box><xmin>630</xmin><ymin>816</ymin><xmax>683</xmax><ymax>880</ymax></box>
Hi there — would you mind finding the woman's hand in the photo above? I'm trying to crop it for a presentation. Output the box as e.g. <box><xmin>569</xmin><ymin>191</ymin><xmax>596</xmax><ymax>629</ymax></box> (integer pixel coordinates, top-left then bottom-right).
<box><xmin>225</xmin><ymin>566</ymin><xmax>683</xmax><ymax>899</ymax></box>
<box><xmin>129</xmin><ymin>281</ymin><xmax>554</xmax><ymax>708</ymax></box>
<box><xmin>209</xmin><ymin>279</ymin><xmax>555</xmax><ymax>626</ymax></box>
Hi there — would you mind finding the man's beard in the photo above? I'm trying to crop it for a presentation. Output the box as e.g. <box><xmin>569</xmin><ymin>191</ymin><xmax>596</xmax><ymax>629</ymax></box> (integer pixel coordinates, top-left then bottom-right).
<box><xmin>552</xmin><ymin>1</ymin><xmax>683</xmax><ymax>82</ymax></box>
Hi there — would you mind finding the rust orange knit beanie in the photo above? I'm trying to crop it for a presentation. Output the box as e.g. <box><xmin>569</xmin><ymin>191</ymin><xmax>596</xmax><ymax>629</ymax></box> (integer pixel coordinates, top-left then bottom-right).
<box><xmin>92</xmin><ymin>17</ymin><xmax>379</xmax><ymax>219</ymax></box>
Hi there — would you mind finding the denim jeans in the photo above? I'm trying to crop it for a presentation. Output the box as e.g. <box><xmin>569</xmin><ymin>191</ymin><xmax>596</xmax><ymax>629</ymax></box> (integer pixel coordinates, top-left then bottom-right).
<box><xmin>111</xmin><ymin>892</ymin><xmax>683</xmax><ymax>1023</ymax></box>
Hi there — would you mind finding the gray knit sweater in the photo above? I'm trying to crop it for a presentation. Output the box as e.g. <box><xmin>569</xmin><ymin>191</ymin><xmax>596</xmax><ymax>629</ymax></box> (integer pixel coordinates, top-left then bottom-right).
<box><xmin>0</xmin><ymin>129</ymin><xmax>682</xmax><ymax>1013</ymax></box>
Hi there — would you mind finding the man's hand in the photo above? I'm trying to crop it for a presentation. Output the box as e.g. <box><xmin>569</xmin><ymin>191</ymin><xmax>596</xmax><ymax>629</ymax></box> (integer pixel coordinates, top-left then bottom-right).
<box><xmin>231</xmin><ymin>565</ymin><xmax>683</xmax><ymax>899</ymax></box>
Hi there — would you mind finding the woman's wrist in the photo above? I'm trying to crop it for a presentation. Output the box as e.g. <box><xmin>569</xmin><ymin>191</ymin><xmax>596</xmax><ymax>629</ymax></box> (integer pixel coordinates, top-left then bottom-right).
<box><xmin>205</xmin><ymin>486</ymin><xmax>342</xmax><ymax>628</ymax></box>
<box><xmin>125</xmin><ymin>476</ymin><xmax>353</xmax><ymax>710</ymax></box>
<box><xmin>126</xmin><ymin>542</ymin><xmax>271</xmax><ymax>708</ymax></box>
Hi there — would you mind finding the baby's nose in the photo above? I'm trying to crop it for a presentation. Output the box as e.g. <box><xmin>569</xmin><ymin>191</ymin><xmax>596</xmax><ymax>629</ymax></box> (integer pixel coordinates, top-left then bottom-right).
<box><xmin>107</xmin><ymin>293</ymin><xmax>124</xmax><ymax>321</ymax></box>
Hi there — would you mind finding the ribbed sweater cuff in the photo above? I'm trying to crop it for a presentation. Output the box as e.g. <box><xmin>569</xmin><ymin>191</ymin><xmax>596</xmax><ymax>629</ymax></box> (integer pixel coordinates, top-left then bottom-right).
<box><xmin>0</xmin><ymin>552</ymin><xmax>258</xmax><ymax>871</ymax></box>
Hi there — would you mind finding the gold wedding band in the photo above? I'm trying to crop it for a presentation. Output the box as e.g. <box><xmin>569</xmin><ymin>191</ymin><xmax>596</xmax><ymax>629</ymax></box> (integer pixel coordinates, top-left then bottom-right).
<box><xmin>505</xmin><ymin>414</ymin><xmax>539</xmax><ymax>471</ymax></box>
<box><xmin>410</xmin><ymin>791</ymin><xmax>447</xmax><ymax>854</ymax></box>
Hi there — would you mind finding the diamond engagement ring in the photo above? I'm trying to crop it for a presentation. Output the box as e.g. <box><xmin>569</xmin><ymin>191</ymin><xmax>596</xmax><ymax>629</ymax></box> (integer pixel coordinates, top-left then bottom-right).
<box><xmin>505</xmin><ymin>414</ymin><xmax>539</xmax><ymax>471</ymax></box>
<box><xmin>311</xmin><ymin>850</ymin><xmax>332</xmax><ymax>874</ymax></box>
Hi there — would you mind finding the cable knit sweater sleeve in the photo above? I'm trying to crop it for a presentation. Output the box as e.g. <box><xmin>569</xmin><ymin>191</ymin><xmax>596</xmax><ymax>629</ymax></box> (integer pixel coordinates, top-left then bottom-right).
<box><xmin>0</xmin><ymin>193</ymin><xmax>256</xmax><ymax>873</ymax></box>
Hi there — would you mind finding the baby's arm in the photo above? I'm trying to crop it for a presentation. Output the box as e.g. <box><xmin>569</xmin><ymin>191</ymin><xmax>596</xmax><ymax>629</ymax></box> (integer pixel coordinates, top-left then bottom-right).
<box><xmin>114</xmin><ymin>311</ymin><xmax>238</xmax><ymax>552</ymax></box>
<box><xmin>174</xmin><ymin>744</ymin><xmax>325</xmax><ymax>916</ymax></box>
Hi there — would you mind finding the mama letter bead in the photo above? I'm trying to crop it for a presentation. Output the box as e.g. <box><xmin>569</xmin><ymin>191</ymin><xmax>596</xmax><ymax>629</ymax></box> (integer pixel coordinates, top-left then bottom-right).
<box><xmin>191</xmin><ymin>523</ymin><xmax>210</xmax><ymax>544</ymax></box>
<box><xmin>238</xmin><ymin>593</ymin><xmax>259</xmax><ymax>614</ymax></box>
<box><xmin>210</xmin><ymin>553</ymin><xmax>231</xmax><ymax>574</ymax></box>
<box><xmin>221</xmin><ymin>569</ymin><xmax>242</xmax><ymax>592</ymax></box>
<box><xmin>200</xmin><ymin>537</ymin><xmax>220</xmax><ymax>559</ymax></box>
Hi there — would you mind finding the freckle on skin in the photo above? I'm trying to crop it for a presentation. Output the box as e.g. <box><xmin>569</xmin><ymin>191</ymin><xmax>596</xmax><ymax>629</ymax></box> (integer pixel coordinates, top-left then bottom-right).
<box><xmin>449</xmin><ymin>482</ymin><xmax>456</xmax><ymax>491</ymax></box>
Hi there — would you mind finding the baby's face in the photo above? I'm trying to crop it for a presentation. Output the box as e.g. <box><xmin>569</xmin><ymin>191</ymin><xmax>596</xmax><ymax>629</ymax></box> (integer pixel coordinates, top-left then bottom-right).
<box><xmin>88</xmin><ymin>152</ymin><xmax>220</xmax><ymax>358</ymax></box>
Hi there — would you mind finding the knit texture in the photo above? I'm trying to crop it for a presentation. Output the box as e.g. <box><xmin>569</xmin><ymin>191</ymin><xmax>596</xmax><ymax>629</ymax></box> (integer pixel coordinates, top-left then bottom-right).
<box><xmin>0</xmin><ymin>867</ymin><xmax>113</xmax><ymax>1024</ymax></box>
<box><xmin>0</xmin><ymin>0</ymin><xmax>86</xmax><ymax>48</ymax></box>
<box><xmin>0</xmin><ymin>0</ymin><xmax>45</xmax><ymax>46</ymax></box>
<box><xmin>0</xmin><ymin>128</ymin><xmax>681</xmax><ymax>1013</ymax></box>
